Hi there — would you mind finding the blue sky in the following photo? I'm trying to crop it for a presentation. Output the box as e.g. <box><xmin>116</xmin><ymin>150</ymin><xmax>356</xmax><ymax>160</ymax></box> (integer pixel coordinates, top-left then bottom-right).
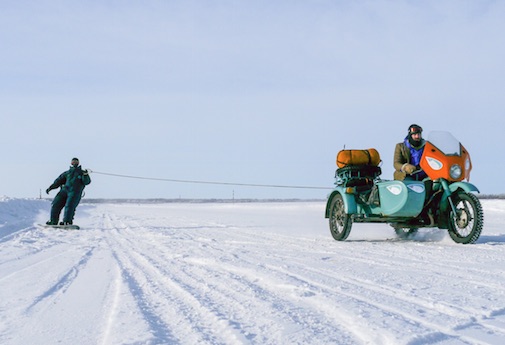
<box><xmin>1</xmin><ymin>0</ymin><xmax>504</xmax><ymax>199</ymax></box>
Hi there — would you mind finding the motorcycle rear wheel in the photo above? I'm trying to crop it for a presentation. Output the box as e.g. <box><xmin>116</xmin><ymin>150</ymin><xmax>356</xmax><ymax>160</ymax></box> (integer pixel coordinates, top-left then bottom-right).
<box><xmin>447</xmin><ymin>192</ymin><xmax>483</xmax><ymax>244</ymax></box>
<box><xmin>329</xmin><ymin>193</ymin><xmax>352</xmax><ymax>241</ymax></box>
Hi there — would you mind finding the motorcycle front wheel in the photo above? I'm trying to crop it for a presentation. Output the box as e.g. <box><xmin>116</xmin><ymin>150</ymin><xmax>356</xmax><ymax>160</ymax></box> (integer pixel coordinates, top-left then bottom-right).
<box><xmin>447</xmin><ymin>192</ymin><xmax>483</xmax><ymax>244</ymax></box>
<box><xmin>329</xmin><ymin>193</ymin><xmax>352</xmax><ymax>241</ymax></box>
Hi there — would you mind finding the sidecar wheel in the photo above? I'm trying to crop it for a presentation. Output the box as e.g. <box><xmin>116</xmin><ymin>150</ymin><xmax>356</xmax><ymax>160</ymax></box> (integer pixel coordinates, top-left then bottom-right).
<box><xmin>329</xmin><ymin>193</ymin><xmax>352</xmax><ymax>241</ymax></box>
<box><xmin>448</xmin><ymin>192</ymin><xmax>483</xmax><ymax>244</ymax></box>
<box><xmin>393</xmin><ymin>227</ymin><xmax>418</xmax><ymax>239</ymax></box>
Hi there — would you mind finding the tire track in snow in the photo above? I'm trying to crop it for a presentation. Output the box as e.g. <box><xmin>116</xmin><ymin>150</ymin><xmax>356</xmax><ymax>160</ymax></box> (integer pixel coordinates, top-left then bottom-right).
<box><xmin>226</xmin><ymin>230</ymin><xmax>505</xmax><ymax>343</ymax></box>
<box><xmin>0</xmin><ymin>245</ymin><xmax>74</xmax><ymax>284</ymax></box>
<box><xmin>98</xmin><ymin>263</ymin><xmax>123</xmax><ymax>345</ymax></box>
<box><xmin>156</xmin><ymin>227</ymin><xmax>505</xmax><ymax>344</ymax></box>
<box><xmin>132</xmin><ymin>243</ymin><xmax>359</xmax><ymax>344</ymax></box>
<box><xmin>182</xmin><ymin>256</ymin><xmax>375</xmax><ymax>344</ymax></box>
<box><xmin>224</xmin><ymin>228</ymin><xmax>505</xmax><ymax>312</ymax></box>
<box><xmin>108</xmin><ymin>247</ymin><xmax>179</xmax><ymax>343</ymax></box>
<box><xmin>102</xmin><ymin>215</ymin><xmax>379</xmax><ymax>344</ymax></box>
<box><xmin>100</xmin><ymin>212</ymin><xmax>366</xmax><ymax>344</ymax></box>
<box><xmin>0</xmin><ymin>233</ymin><xmax>106</xmax><ymax>345</ymax></box>
<box><xmin>25</xmin><ymin>246</ymin><xmax>96</xmax><ymax>313</ymax></box>
<box><xmin>96</xmin><ymin>213</ymin><xmax>176</xmax><ymax>344</ymax></box>
<box><xmin>103</xmin><ymin>219</ymin><xmax>256</xmax><ymax>344</ymax></box>
<box><xmin>85</xmin><ymin>203</ymin><xmax>505</xmax><ymax>345</ymax></box>
<box><xmin>176</xmin><ymin>243</ymin><xmax>433</xmax><ymax>344</ymax></box>
<box><xmin>257</xmin><ymin>261</ymin><xmax>504</xmax><ymax>345</ymax></box>
<box><xmin>230</xmin><ymin>227</ymin><xmax>505</xmax><ymax>286</ymax></box>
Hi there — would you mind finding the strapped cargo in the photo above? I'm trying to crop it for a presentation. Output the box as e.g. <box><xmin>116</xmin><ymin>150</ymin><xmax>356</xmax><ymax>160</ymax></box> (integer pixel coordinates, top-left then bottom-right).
<box><xmin>335</xmin><ymin>148</ymin><xmax>382</xmax><ymax>190</ymax></box>
<box><xmin>336</xmin><ymin>148</ymin><xmax>381</xmax><ymax>168</ymax></box>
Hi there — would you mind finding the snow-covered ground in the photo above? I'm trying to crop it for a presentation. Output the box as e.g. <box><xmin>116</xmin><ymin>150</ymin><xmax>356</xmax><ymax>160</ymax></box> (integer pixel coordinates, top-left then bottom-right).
<box><xmin>1</xmin><ymin>196</ymin><xmax>505</xmax><ymax>345</ymax></box>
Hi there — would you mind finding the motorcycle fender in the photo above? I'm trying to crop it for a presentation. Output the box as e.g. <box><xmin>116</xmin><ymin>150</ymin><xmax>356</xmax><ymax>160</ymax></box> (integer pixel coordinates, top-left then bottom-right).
<box><xmin>437</xmin><ymin>182</ymin><xmax>480</xmax><ymax>228</ymax></box>
<box><xmin>325</xmin><ymin>190</ymin><xmax>357</xmax><ymax>218</ymax></box>
<box><xmin>448</xmin><ymin>181</ymin><xmax>480</xmax><ymax>194</ymax></box>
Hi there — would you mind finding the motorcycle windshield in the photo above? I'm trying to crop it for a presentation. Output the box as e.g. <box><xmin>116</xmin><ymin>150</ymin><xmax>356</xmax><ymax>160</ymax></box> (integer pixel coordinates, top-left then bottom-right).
<box><xmin>421</xmin><ymin>130</ymin><xmax>472</xmax><ymax>181</ymax></box>
<box><xmin>426</xmin><ymin>131</ymin><xmax>461</xmax><ymax>156</ymax></box>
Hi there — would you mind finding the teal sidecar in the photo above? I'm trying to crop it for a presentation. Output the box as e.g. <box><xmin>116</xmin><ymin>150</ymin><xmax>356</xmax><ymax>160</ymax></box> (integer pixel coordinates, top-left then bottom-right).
<box><xmin>325</xmin><ymin>165</ymin><xmax>430</xmax><ymax>240</ymax></box>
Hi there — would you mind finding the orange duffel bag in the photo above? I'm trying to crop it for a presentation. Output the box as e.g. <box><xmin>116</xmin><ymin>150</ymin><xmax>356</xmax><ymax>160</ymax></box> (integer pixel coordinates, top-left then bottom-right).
<box><xmin>336</xmin><ymin>148</ymin><xmax>381</xmax><ymax>168</ymax></box>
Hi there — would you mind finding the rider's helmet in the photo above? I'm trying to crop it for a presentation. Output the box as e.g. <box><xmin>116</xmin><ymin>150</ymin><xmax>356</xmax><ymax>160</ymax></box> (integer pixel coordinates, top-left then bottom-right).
<box><xmin>408</xmin><ymin>124</ymin><xmax>423</xmax><ymax>135</ymax></box>
<box><xmin>407</xmin><ymin>124</ymin><xmax>424</xmax><ymax>148</ymax></box>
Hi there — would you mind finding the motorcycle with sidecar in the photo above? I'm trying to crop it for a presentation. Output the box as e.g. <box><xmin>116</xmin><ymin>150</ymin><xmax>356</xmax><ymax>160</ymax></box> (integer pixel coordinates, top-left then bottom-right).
<box><xmin>324</xmin><ymin>131</ymin><xmax>483</xmax><ymax>244</ymax></box>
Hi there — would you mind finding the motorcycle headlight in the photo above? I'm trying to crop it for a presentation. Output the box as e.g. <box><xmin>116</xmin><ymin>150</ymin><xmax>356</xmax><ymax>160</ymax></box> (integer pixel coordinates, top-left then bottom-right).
<box><xmin>450</xmin><ymin>164</ymin><xmax>462</xmax><ymax>179</ymax></box>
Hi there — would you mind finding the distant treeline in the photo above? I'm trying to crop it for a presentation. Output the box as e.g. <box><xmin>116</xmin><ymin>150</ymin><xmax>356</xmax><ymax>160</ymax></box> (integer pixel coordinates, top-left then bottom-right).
<box><xmin>81</xmin><ymin>198</ymin><xmax>326</xmax><ymax>204</ymax></box>
<box><xmin>479</xmin><ymin>194</ymin><xmax>505</xmax><ymax>199</ymax></box>
<box><xmin>79</xmin><ymin>195</ymin><xmax>505</xmax><ymax>203</ymax></box>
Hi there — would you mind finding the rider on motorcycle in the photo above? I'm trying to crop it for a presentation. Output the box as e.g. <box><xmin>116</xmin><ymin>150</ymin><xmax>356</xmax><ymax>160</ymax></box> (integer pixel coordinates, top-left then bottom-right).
<box><xmin>394</xmin><ymin>124</ymin><xmax>428</xmax><ymax>181</ymax></box>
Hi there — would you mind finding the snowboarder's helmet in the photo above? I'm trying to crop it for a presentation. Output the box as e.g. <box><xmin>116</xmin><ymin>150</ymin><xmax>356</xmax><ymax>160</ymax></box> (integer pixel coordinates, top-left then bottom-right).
<box><xmin>408</xmin><ymin>124</ymin><xmax>422</xmax><ymax>135</ymax></box>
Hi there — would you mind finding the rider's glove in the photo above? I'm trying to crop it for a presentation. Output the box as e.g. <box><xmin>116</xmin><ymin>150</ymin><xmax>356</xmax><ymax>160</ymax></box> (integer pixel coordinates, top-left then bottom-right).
<box><xmin>402</xmin><ymin>163</ymin><xmax>416</xmax><ymax>174</ymax></box>
<box><xmin>46</xmin><ymin>188</ymin><xmax>51</xmax><ymax>194</ymax></box>
<box><xmin>83</xmin><ymin>169</ymin><xmax>88</xmax><ymax>175</ymax></box>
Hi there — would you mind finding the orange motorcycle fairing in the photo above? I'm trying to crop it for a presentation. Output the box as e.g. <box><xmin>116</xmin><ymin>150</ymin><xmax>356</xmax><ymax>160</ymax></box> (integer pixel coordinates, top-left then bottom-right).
<box><xmin>420</xmin><ymin>141</ymin><xmax>472</xmax><ymax>182</ymax></box>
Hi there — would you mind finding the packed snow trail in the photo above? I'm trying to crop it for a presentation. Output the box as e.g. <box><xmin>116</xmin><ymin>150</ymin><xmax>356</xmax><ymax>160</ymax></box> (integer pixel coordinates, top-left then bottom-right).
<box><xmin>1</xmin><ymin>198</ymin><xmax>505</xmax><ymax>344</ymax></box>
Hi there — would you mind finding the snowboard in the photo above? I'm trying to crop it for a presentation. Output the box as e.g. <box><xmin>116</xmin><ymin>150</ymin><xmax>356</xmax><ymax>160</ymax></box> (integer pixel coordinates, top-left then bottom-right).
<box><xmin>38</xmin><ymin>224</ymin><xmax>80</xmax><ymax>230</ymax></box>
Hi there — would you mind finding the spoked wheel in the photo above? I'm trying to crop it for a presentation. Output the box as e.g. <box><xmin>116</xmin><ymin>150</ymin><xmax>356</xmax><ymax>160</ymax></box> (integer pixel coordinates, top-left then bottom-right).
<box><xmin>329</xmin><ymin>193</ymin><xmax>352</xmax><ymax>241</ymax></box>
<box><xmin>447</xmin><ymin>192</ymin><xmax>483</xmax><ymax>244</ymax></box>
<box><xmin>393</xmin><ymin>227</ymin><xmax>418</xmax><ymax>239</ymax></box>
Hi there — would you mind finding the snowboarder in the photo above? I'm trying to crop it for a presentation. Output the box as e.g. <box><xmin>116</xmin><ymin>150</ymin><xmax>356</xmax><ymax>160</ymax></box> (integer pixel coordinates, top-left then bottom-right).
<box><xmin>393</xmin><ymin>124</ymin><xmax>428</xmax><ymax>181</ymax></box>
<box><xmin>45</xmin><ymin>158</ymin><xmax>91</xmax><ymax>225</ymax></box>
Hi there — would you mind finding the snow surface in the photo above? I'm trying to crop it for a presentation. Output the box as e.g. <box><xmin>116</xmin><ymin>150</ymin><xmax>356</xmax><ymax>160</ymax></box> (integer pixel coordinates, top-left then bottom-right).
<box><xmin>1</xmin><ymin>196</ymin><xmax>505</xmax><ymax>345</ymax></box>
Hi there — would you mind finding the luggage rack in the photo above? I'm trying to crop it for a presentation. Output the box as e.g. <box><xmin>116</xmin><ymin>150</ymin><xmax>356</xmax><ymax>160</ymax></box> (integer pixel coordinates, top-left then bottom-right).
<box><xmin>335</xmin><ymin>165</ymin><xmax>382</xmax><ymax>188</ymax></box>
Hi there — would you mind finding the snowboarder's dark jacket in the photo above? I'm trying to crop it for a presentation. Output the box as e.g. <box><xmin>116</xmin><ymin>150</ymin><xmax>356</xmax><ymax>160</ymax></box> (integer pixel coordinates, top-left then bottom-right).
<box><xmin>48</xmin><ymin>166</ymin><xmax>91</xmax><ymax>195</ymax></box>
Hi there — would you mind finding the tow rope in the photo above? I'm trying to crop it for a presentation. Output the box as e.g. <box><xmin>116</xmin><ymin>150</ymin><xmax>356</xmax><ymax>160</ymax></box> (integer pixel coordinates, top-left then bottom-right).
<box><xmin>89</xmin><ymin>170</ymin><xmax>332</xmax><ymax>190</ymax></box>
